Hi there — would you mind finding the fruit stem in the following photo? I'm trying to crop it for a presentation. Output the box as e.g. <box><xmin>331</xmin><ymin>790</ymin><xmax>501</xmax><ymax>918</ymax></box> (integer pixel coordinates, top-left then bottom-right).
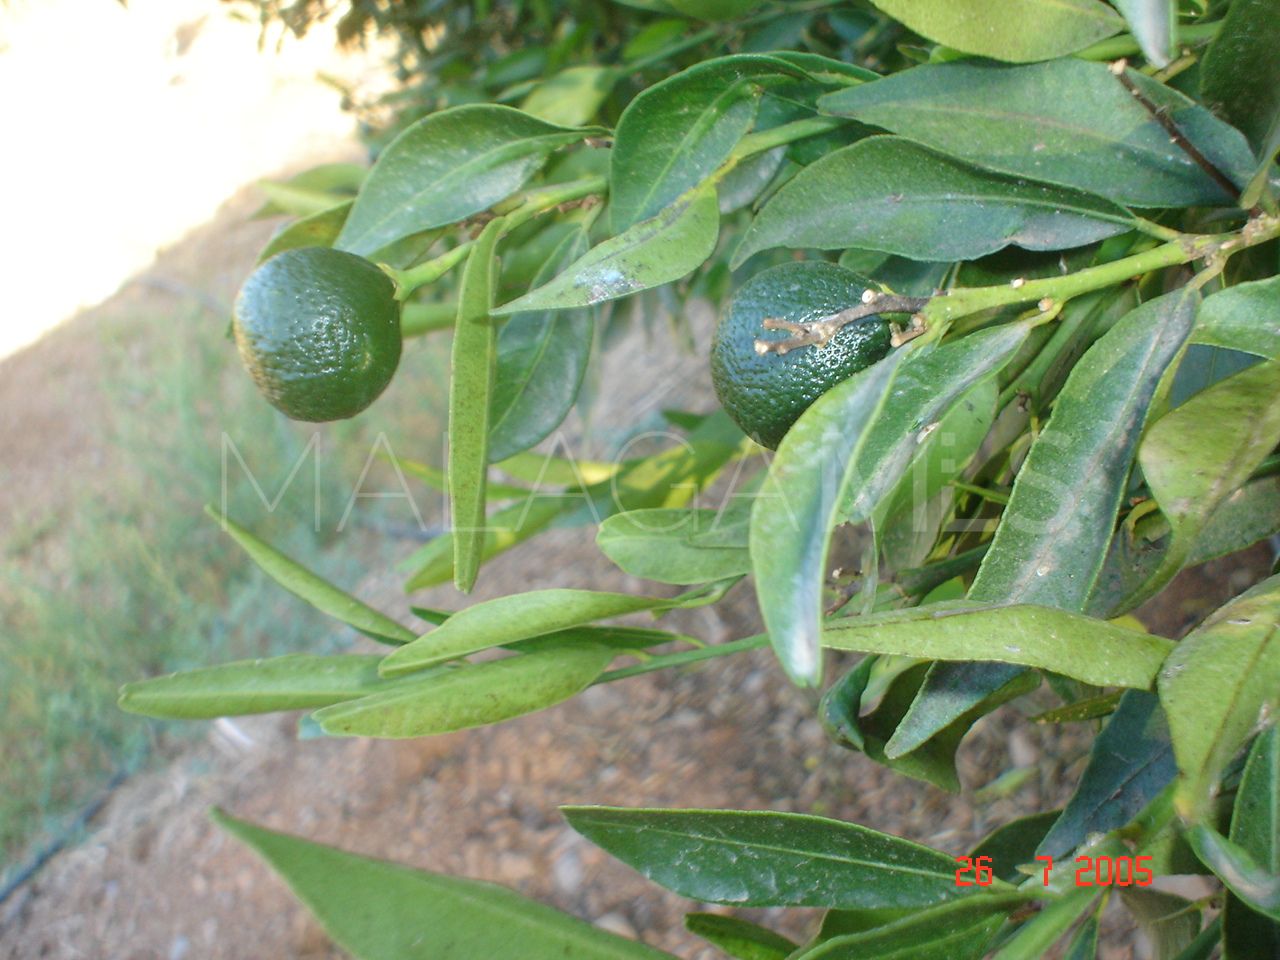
<box><xmin>387</xmin><ymin>175</ymin><xmax>608</xmax><ymax>300</ymax></box>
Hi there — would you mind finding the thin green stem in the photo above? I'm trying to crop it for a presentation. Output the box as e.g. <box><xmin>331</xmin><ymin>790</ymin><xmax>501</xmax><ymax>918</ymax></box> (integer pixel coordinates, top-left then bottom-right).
<box><xmin>387</xmin><ymin>174</ymin><xmax>608</xmax><ymax>299</ymax></box>
<box><xmin>593</xmin><ymin>634</ymin><xmax>768</xmax><ymax>685</ymax></box>
<box><xmin>1075</xmin><ymin>21</ymin><xmax>1221</xmax><ymax>61</ymax></box>
<box><xmin>732</xmin><ymin>116</ymin><xmax>847</xmax><ymax>161</ymax></box>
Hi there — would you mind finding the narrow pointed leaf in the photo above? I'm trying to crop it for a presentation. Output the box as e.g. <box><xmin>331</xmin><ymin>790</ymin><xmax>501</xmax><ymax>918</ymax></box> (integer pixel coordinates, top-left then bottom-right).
<box><xmin>336</xmin><ymin>105</ymin><xmax>598</xmax><ymax>255</ymax></box>
<box><xmin>822</xmin><ymin>603</ymin><xmax>1171</xmax><ymax>688</ymax></box>
<box><xmin>1119</xmin><ymin>888</ymin><xmax>1201</xmax><ymax>960</ymax></box>
<box><xmin>1037</xmin><ymin>691</ymin><xmax>1176</xmax><ymax>859</ymax></box>
<box><xmin>610</xmin><ymin>55</ymin><xmax>800</xmax><ymax>231</ymax></box>
<box><xmin>213</xmin><ymin>810</ymin><xmax>675</xmax><ymax>959</ymax></box>
<box><xmin>489</xmin><ymin>227</ymin><xmax>593</xmax><ymax>462</ymax></box>
<box><xmin>449</xmin><ymin>218</ymin><xmax>505</xmax><ymax>592</ymax></box>
<box><xmin>1224</xmin><ymin>726</ymin><xmax>1280</xmax><ymax>957</ymax></box>
<box><xmin>989</xmin><ymin>888</ymin><xmax>1100</xmax><ymax>960</ymax></box>
<box><xmin>867</xmin><ymin>0</ymin><xmax>1121</xmax><ymax>63</ymax></box>
<box><xmin>597</xmin><ymin>508</ymin><xmax>751</xmax><ymax>584</ymax></box>
<box><xmin>735</xmin><ymin>137</ymin><xmax>1131</xmax><ymax>265</ymax></box>
<box><xmin>206</xmin><ymin>508</ymin><xmax>415</xmax><ymax>644</ymax></box>
<box><xmin>562</xmin><ymin>807</ymin><xmax>990</xmax><ymax>908</ymax></box>
<box><xmin>819</xmin><ymin>60</ymin><xmax>1254</xmax><ymax>207</ymax></box>
<box><xmin>380</xmin><ymin>585</ymin><xmax>716</xmax><ymax>676</ymax></box>
<box><xmin>492</xmin><ymin>180</ymin><xmax>720</xmax><ymax>314</ymax></box>
<box><xmin>119</xmin><ymin>655</ymin><xmax>412</xmax><ymax>719</ymax></box>
<box><xmin>1159</xmin><ymin>574</ymin><xmax>1280</xmax><ymax>818</ymax></box>
<box><xmin>316</xmin><ymin>646</ymin><xmax>614</xmax><ymax>738</ymax></box>
<box><xmin>970</xmin><ymin>811</ymin><xmax>1062</xmax><ymax>883</ymax></box>
<box><xmin>257</xmin><ymin>201</ymin><xmax>352</xmax><ymax>263</ymax></box>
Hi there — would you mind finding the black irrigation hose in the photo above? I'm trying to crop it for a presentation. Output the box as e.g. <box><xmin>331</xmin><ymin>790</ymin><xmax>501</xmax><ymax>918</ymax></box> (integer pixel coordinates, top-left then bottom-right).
<box><xmin>0</xmin><ymin>767</ymin><xmax>131</xmax><ymax>909</ymax></box>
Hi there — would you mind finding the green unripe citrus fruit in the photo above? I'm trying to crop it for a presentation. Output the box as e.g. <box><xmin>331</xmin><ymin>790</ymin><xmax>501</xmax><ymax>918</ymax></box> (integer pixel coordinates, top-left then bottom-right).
<box><xmin>233</xmin><ymin>247</ymin><xmax>402</xmax><ymax>422</ymax></box>
<box><xmin>711</xmin><ymin>260</ymin><xmax>892</xmax><ymax>449</ymax></box>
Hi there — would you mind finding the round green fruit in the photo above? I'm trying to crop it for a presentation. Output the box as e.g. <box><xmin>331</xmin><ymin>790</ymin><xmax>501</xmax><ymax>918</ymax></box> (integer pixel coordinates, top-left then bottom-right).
<box><xmin>233</xmin><ymin>247</ymin><xmax>402</xmax><ymax>422</ymax></box>
<box><xmin>711</xmin><ymin>260</ymin><xmax>892</xmax><ymax>449</ymax></box>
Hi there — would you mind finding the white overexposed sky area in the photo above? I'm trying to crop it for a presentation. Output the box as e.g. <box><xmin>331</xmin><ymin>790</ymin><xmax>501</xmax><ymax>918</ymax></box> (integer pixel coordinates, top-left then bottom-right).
<box><xmin>0</xmin><ymin>0</ymin><xmax>385</xmax><ymax>359</ymax></box>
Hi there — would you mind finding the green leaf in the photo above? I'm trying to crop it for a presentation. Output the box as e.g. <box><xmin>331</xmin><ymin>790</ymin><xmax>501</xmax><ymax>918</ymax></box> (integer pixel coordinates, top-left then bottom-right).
<box><xmin>1224</xmin><ymin>726</ymin><xmax>1280</xmax><ymax>958</ymax></box>
<box><xmin>336</xmin><ymin>105</ymin><xmax>597</xmax><ymax>255</ymax></box>
<box><xmin>521</xmin><ymin>66</ymin><xmax>617</xmax><ymax>127</ymax></box>
<box><xmin>380</xmin><ymin>585</ymin><xmax>715</xmax><ymax>677</ymax></box>
<box><xmin>118</xmin><ymin>655</ymin><xmax>416</xmax><ymax>719</ymax></box>
<box><xmin>1119</xmin><ymin>888</ymin><xmax>1201</xmax><ymax>960</ymax></box>
<box><xmin>315</xmin><ymin>646</ymin><xmax>615</xmax><ymax>738</ymax></box>
<box><xmin>1193</xmin><ymin>277</ymin><xmax>1280</xmax><ymax>361</ymax></box>
<box><xmin>734</xmin><ymin>136</ymin><xmax>1131</xmax><ymax>267</ymax></box>
<box><xmin>493</xmin><ymin>180</ymin><xmax>720</xmax><ymax>315</ymax></box>
<box><xmin>1135</xmin><ymin>359</ymin><xmax>1280</xmax><ymax>603</ymax></box>
<box><xmin>206</xmin><ymin>507</ymin><xmax>415</xmax><ymax>644</ymax></box>
<box><xmin>751</xmin><ymin>321</ymin><xmax>1033</xmax><ymax>686</ymax></box>
<box><xmin>257</xmin><ymin>201</ymin><xmax>352</xmax><ymax>263</ymax></box>
<box><xmin>1112</xmin><ymin>0</ymin><xmax>1176</xmax><ymax>68</ymax></box>
<box><xmin>251</xmin><ymin>163</ymin><xmax>364</xmax><ymax>218</ymax></box>
<box><xmin>682</xmin><ymin>914</ymin><xmax>795</xmax><ymax>960</ymax></box>
<box><xmin>488</xmin><ymin>227</ymin><xmax>593</xmax><ymax>462</ymax></box>
<box><xmin>819</xmin><ymin>60</ymin><xmax>1254</xmax><ymax>207</ymax></box>
<box><xmin>212</xmin><ymin>809</ymin><xmax>675</xmax><ymax>959</ymax></box>
<box><xmin>610</xmin><ymin>55</ymin><xmax>800</xmax><ymax>231</ymax></box>
<box><xmin>449</xmin><ymin>218</ymin><xmax>505</xmax><ymax>593</ymax></box>
<box><xmin>1189</xmin><ymin>475</ymin><xmax>1280</xmax><ymax>566</ymax></box>
<box><xmin>1062</xmin><ymin>913</ymin><xmax>1100</xmax><ymax>960</ymax></box>
<box><xmin>1187</xmin><ymin>824</ymin><xmax>1280</xmax><ymax>922</ymax></box>
<box><xmin>397</xmin><ymin>455</ymin><xmax>533</xmax><ymax>501</ymax></box>
<box><xmin>1200</xmin><ymin>0</ymin><xmax>1280</xmax><ymax>154</ymax></box>
<box><xmin>562</xmin><ymin>806</ymin><xmax>988</xmax><ymax>909</ymax></box>
<box><xmin>867</xmin><ymin>0</ymin><xmax>1121</xmax><ymax>63</ymax></box>
<box><xmin>1037</xmin><ymin>691</ymin><xmax>1176</xmax><ymax>859</ymax></box>
<box><xmin>970</xmin><ymin>810</ymin><xmax>1061</xmax><ymax>884</ymax></box>
<box><xmin>988</xmin><ymin>888</ymin><xmax>1099</xmax><ymax>960</ymax></box>
<box><xmin>597</xmin><ymin>507</ymin><xmax>751</xmax><ymax>584</ymax></box>
<box><xmin>822</xmin><ymin>602</ymin><xmax>1172</xmax><ymax>689</ymax></box>
<box><xmin>793</xmin><ymin>894</ymin><xmax>1025</xmax><ymax>960</ymax></box>
<box><xmin>1159</xmin><ymin>574</ymin><xmax>1280</xmax><ymax>819</ymax></box>
<box><xmin>666</xmin><ymin>0</ymin><xmax>762</xmax><ymax>20</ymax></box>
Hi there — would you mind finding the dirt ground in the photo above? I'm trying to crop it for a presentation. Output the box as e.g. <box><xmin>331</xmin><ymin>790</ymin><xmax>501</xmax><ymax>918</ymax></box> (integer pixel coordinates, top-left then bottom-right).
<box><xmin>0</xmin><ymin>175</ymin><xmax>1270</xmax><ymax>960</ymax></box>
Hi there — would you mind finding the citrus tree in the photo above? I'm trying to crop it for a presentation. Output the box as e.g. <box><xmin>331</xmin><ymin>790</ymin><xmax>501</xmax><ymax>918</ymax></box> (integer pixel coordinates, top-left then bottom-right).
<box><xmin>123</xmin><ymin>0</ymin><xmax>1280</xmax><ymax>956</ymax></box>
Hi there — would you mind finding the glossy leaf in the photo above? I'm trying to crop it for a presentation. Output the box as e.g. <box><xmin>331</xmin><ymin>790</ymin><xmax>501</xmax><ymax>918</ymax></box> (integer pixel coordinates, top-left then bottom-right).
<box><xmin>336</xmin><ymin>106</ymin><xmax>596</xmax><ymax>255</ymax></box>
<box><xmin>1135</xmin><ymin>359</ymin><xmax>1280</xmax><ymax>603</ymax></box>
<box><xmin>493</xmin><ymin>181</ymin><xmax>720</xmax><ymax>314</ymax></box>
<box><xmin>118</xmin><ymin>655</ymin><xmax>415</xmax><ymax>719</ymax></box>
<box><xmin>1193</xmin><ymin>277</ymin><xmax>1280</xmax><ymax>361</ymax></box>
<box><xmin>1159</xmin><ymin>574</ymin><xmax>1280</xmax><ymax>818</ymax></box>
<box><xmin>257</xmin><ymin>201</ymin><xmax>351</xmax><ymax>263</ymax></box>
<box><xmin>207</xmin><ymin>508</ymin><xmax>415</xmax><ymax>644</ymax></box>
<box><xmin>597</xmin><ymin>507</ymin><xmax>751</xmax><ymax>584</ymax></box>
<box><xmin>752</xmin><ymin>321</ymin><xmax>1032</xmax><ymax>686</ymax></box>
<box><xmin>315</xmin><ymin>645</ymin><xmax>614</xmax><ymax>738</ymax></box>
<box><xmin>1037</xmin><ymin>691</ymin><xmax>1176</xmax><ymax>859</ymax></box>
<box><xmin>682</xmin><ymin>914</ymin><xmax>794</xmax><ymax>960</ymax></box>
<box><xmin>822</xmin><ymin>602</ymin><xmax>1172</xmax><ymax>689</ymax></box>
<box><xmin>794</xmin><ymin>894</ymin><xmax>1025</xmax><ymax>960</ymax></box>
<box><xmin>1188</xmin><ymin>824</ymin><xmax>1280</xmax><ymax>922</ymax></box>
<box><xmin>868</xmin><ymin>0</ymin><xmax>1121</xmax><ymax>63</ymax></box>
<box><xmin>380</xmin><ymin>584</ymin><xmax>715</xmax><ymax>676</ymax></box>
<box><xmin>609</xmin><ymin>55</ymin><xmax>798</xmax><ymax>231</ymax></box>
<box><xmin>562</xmin><ymin>807</ymin><xmax>985</xmax><ymax>908</ymax></box>
<box><xmin>1224</xmin><ymin>726</ymin><xmax>1280</xmax><ymax>958</ymax></box>
<box><xmin>449</xmin><ymin>218</ymin><xmax>505</xmax><ymax>592</ymax></box>
<box><xmin>734</xmin><ymin>136</ymin><xmax>1131</xmax><ymax>267</ymax></box>
<box><xmin>1112</xmin><ymin>0</ymin><xmax>1175</xmax><ymax>68</ymax></box>
<box><xmin>1200</xmin><ymin>0</ymin><xmax>1280</xmax><ymax>153</ymax></box>
<box><xmin>488</xmin><ymin>227</ymin><xmax>593</xmax><ymax>462</ymax></box>
<box><xmin>819</xmin><ymin>60</ymin><xmax>1254</xmax><ymax>207</ymax></box>
<box><xmin>213</xmin><ymin>810</ymin><xmax>674</xmax><ymax>959</ymax></box>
